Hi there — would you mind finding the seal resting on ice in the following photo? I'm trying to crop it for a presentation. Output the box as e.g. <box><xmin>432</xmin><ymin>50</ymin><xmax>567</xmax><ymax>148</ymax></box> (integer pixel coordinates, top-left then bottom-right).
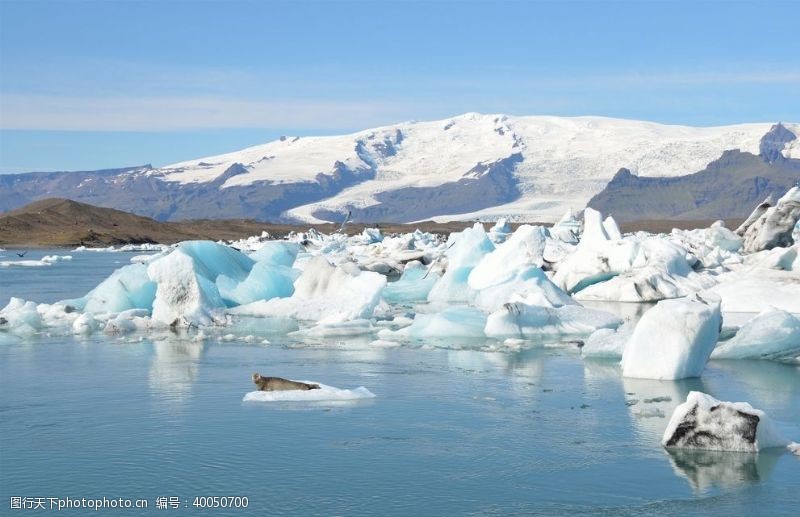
<box><xmin>252</xmin><ymin>373</ymin><xmax>320</xmax><ymax>391</ymax></box>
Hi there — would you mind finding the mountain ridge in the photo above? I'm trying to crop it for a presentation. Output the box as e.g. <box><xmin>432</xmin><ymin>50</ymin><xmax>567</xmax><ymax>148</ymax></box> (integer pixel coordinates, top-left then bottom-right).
<box><xmin>1</xmin><ymin>114</ymin><xmax>798</xmax><ymax>223</ymax></box>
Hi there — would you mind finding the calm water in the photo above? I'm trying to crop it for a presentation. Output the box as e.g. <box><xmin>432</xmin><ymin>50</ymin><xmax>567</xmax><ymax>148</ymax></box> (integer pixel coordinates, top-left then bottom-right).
<box><xmin>1</xmin><ymin>250</ymin><xmax>799</xmax><ymax>515</ymax></box>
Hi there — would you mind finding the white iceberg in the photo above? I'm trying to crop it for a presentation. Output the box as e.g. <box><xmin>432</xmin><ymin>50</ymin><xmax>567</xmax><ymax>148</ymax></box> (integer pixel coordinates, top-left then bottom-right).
<box><xmin>622</xmin><ymin>294</ymin><xmax>721</xmax><ymax>380</ymax></box>
<box><xmin>712</xmin><ymin>307</ymin><xmax>800</xmax><ymax>361</ymax></box>
<box><xmin>427</xmin><ymin>223</ymin><xmax>494</xmax><ymax>303</ymax></box>
<box><xmin>484</xmin><ymin>295</ymin><xmax>621</xmax><ymax>339</ymax></box>
<box><xmin>0</xmin><ymin>254</ymin><xmax>72</xmax><ymax>267</ymax></box>
<box><xmin>74</xmin><ymin>263</ymin><xmax>157</xmax><ymax>314</ymax></box>
<box><xmin>741</xmin><ymin>186</ymin><xmax>800</xmax><ymax>252</ymax></box>
<box><xmin>243</xmin><ymin>382</ymin><xmax>376</xmax><ymax>402</ymax></box>
<box><xmin>386</xmin><ymin>307</ymin><xmax>488</xmax><ymax>339</ymax></box>
<box><xmin>581</xmin><ymin>322</ymin><xmax>634</xmax><ymax>358</ymax></box>
<box><xmin>231</xmin><ymin>257</ymin><xmax>385</xmax><ymax>323</ymax></box>
<box><xmin>662</xmin><ymin>391</ymin><xmax>792</xmax><ymax>452</ymax></box>
<box><xmin>382</xmin><ymin>261</ymin><xmax>440</xmax><ymax>304</ymax></box>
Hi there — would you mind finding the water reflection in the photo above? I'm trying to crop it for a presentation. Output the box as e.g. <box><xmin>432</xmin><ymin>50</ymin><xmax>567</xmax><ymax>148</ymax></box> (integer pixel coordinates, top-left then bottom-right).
<box><xmin>707</xmin><ymin>359</ymin><xmax>800</xmax><ymax>408</ymax></box>
<box><xmin>148</xmin><ymin>339</ymin><xmax>206</xmax><ymax>404</ymax></box>
<box><xmin>621</xmin><ymin>377</ymin><xmax>708</xmax><ymax>446</ymax></box>
<box><xmin>666</xmin><ymin>448</ymin><xmax>779</xmax><ymax>492</ymax></box>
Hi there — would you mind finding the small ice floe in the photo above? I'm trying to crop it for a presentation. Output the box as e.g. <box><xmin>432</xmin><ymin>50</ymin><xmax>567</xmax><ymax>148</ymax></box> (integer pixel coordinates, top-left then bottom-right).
<box><xmin>581</xmin><ymin>322</ymin><xmax>633</xmax><ymax>358</ymax></box>
<box><xmin>243</xmin><ymin>382</ymin><xmax>376</xmax><ymax>403</ymax></box>
<box><xmin>622</xmin><ymin>294</ymin><xmax>721</xmax><ymax>380</ymax></box>
<box><xmin>711</xmin><ymin>307</ymin><xmax>800</xmax><ymax>361</ymax></box>
<box><xmin>662</xmin><ymin>391</ymin><xmax>793</xmax><ymax>453</ymax></box>
<box><xmin>0</xmin><ymin>254</ymin><xmax>72</xmax><ymax>267</ymax></box>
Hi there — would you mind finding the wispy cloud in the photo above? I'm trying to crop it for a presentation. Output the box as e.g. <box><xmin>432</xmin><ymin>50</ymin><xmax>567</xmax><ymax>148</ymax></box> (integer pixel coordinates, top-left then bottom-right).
<box><xmin>0</xmin><ymin>94</ymin><xmax>427</xmax><ymax>131</ymax></box>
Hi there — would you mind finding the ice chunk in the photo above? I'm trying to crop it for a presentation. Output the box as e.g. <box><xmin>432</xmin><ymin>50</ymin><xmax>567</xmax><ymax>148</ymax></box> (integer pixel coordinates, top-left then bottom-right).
<box><xmin>243</xmin><ymin>382</ymin><xmax>376</xmax><ymax>402</ymax></box>
<box><xmin>703</xmin><ymin>270</ymin><xmax>800</xmax><ymax>314</ymax></box>
<box><xmin>388</xmin><ymin>307</ymin><xmax>488</xmax><ymax>339</ymax></box>
<box><xmin>468</xmin><ymin>225</ymin><xmax>547</xmax><ymax>290</ymax></box>
<box><xmin>581</xmin><ymin>207</ymin><xmax>611</xmax><ymax>248</ymax></box>
<box><xmin>72</xmin><ymin>312</ymin><xmax>99</xmax><ymax>334</ymax></box>
<box><xmin>216</xmin><ymin>261</ymin><xmax>298</xmax><ymax>306</ymax></box>
<box><xmin>103</xmin><ymin>309</ymin><xmax>153</xmax><ymax>333</ymax></box>
<box><xmin>488</xmin><ymin>218</ymin><xmax>512</xmax><ymax>243</ymax></box>
<box><xmin>742</xmin><ymin>186</ymin><xmax>800</xmax><ymax>252</ymax></box>
<box><xmin>602</xmin><ymin>216</ymin><xmax>622</xmax><ymax>241</ymax></box>
<box><xmin>0</xmin><ymin>298</ymin><xmax>43</xmax><ymax>335</ymax></box>
<box><xmin>712</xmin><ymin>307</ymin><xmax>800</xmax><ymax>361</ymax></box>
<box><xmin>0</xmin><ymin>254</ymin><xmax>72</xmax><ymax>267</ymax></box>
<box><xmin>467</xmin><ymin>225</ymin><xmax>573</xmax><ymax>311</ymax></box>
<box><xmin>563</xmin><ymin>237</ymin><xmax>705</xmax><ymax>303</ymax></box>
<box><xmin>662</xmin><ymin>391</ymin><xmax>790</xmax><ymax>452</ymax></box>
<box><xmin>247</xmin><ymin>241</ymin><xmax>302</xmax><ymax>267</ymax></box>
<box><xmin>76</xmin><ymin>263</ymin><xmax>157</xmax><ymax>314</ymax></box>
<box><xmin>294</xmin><ymin>319</ymin><xmax>374</xmax><ymax>338</ymax></box>
<box><xmin>484</xmin><ymin>296</ymin><xmax>621</xmax><ymax>339</ymax></box>
<box><xmin>427</xmin><ymin>223</ymin><xmax>494</xmax><ymax>303</ymax></box>
<box><xmin>382</xmin><ymin>261</ymin><xmax>440</xmax><ymax>304</ymax></box>
<box><xmin>472</xmin><ymin>266</ymin><xmax>576</xmax><ymax>312</ymax></box>
<box><xmin>147</xmin><ymin>245</ymin><xmax>229</xmax><ymax>326</ymax></box>
<box><xmin>581</xmin><ymin>322</ymin><xmax>634</xmax><ymax>358</ymax></box>
<box><xmin>622</xmin><ymin>294</ymin><xmax>721</xmax><ymax>380</ymax></box>
<box><xmin>735</xmin><ymin>195</ymin><xmax>773</xmax><ymax>236</ymax></box>
<box><xmin>550</xmin><ymin>209</ymin><xmax>581</xmax><ymax>244</ymax></box>
<box><xmin>231</xmin><ymin>257</ymin><xmax>386</xmax><ymax>323</ymax></box>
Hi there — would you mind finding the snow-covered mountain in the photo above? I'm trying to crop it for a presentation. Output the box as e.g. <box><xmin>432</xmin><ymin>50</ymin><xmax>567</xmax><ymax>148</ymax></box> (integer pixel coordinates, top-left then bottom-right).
<box><xmin>3</xmin><ymin>114</ymin><xmax>798</xmax><ymax>223</ymax></box>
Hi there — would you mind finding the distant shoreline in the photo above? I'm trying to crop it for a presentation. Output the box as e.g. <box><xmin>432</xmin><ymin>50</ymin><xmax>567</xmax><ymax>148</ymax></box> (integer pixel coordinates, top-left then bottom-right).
<box><xmin>0</xmin><ymin>198</ymin><xmax>744</xmax><ymax>248</ymax></box>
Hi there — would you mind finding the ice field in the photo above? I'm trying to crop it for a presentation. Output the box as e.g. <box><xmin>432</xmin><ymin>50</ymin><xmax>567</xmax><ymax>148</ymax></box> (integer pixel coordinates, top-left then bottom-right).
<box><xmin>2</xmin><ymin>190</ymin><xmax>800</xmax><ymax>514</ymax></box>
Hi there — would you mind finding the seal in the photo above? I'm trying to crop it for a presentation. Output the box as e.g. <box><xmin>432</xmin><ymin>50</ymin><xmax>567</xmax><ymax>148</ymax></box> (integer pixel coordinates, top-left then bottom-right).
<box><xmin>252</xmin><ymin>373</ymin><xmax>320</xmax><ymax>391</ymax></box>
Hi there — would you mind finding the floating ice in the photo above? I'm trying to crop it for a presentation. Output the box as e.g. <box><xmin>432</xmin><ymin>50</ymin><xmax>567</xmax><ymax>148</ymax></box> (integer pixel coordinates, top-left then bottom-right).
<box><xmin>247</xmin><ymin>241</ymin><xmax>302</xmax><ymax>267</ymax></box>
<box><xmin>231</xmin><ymin>257</ymin><xmax>385</xmax><ymax>323</ymax></box>
<box><xmin>484</xmin><ymin>296</ymin><xmax>621</xmax><ymax>339</ymax></box>
<box><xmin>0</xmin><ymin>255</ymin><xmax>72</xmax><ymax>267</ymax></box>
<box><xmin>581</xmin><ymin>322</ymin><xmax>634</xmax><ymax>358</ymax></box>
<box><xmin>712</xmin><ymin>307</ymin><xmax>800</xmax><ymax>361</ymax></box>
<box><xmin>662</xmin><ymin>391</ymin><xmax>791</xmax><ymax>452</ymax></box>
<box><xmin>550</xmin><ymin>209</ymin><xmax>581</xmax><ymax>244</ymax></box>
<box><xmin>741</xmin><ymin>186</ymin><xmax>800</xmax><ymax>252</ymax></box>
<box><xmin>0</xmin><ymin>298</ymin><xmax>44</xmax><ymax>335</ymax></box>
<box><xmin>382</xmin><ymin>261</ymin><xmax>440</xmax><ymax>304</ymax></box>
<box><xmin>386</xmin><ymin>307</ymin><xmax>488</xmax><ymax>339</ymax></box>
<box><xmin>243</xmin><ymin>382</ymin><xmax>376</xmax><ymax>402</ymax></box>
<box><xmin>622</xmin><ymin>294</ymin><xmax>721</xmax><ymax>380</ymax></box>
<box><xmin>427</xmin><ymin>223</ymin><xmax>494</xmax><ymax>303</ymax></box>
<box><xmin>73</xmin><ymin>263</ymin><xmax>157</xmax><ymax>314</ymax></box>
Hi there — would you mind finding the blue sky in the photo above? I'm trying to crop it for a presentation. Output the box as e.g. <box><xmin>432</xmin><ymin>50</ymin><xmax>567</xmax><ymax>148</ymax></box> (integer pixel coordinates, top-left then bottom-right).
<box><xmin>0</xmin><ymin>0</ymin><xmax>798</xmax><ymax>172</ymax></box>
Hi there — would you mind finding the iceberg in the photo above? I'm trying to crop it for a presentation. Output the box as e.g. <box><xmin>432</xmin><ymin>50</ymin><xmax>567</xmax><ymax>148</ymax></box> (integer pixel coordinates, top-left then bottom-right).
<box><xmin>247</xmin><ymin>241</ymin><xmax>302</xmax><ymax>267</ymax></box>
<box><xmin>484</xmin><ymin>296</ymin><xmax>621</xmax><ymax>339</ymax></box>
<box><xmin>231</xmin><ymin>257</ymin><xmax>386</xmax><ymax>323</ymax></box>
<box><xmin>712</xmin><ymin>307</ymin><xmax>800</xmax><ymax>361</ymax></box>
<box><xmin>622</xmin><ymin>294</ymin><xmax>721</xmax><ymax>380</ymax></box>
<box><xmin>0</xmin><ymin>298</ymin><xmax>44</xmax><ymax>335</ymax></box>
<box><xmin>146</xmin><ymin>241</ymin><xmax>297</xmax><ymax>326</ymax></box>
<box><xmin>741</xmin><ymin>186</ymin><xmax>800</xmax><ymax>252</ymax></box>
<box><xmin>581</xmin><ymin>322</ymin><xmax>634</xmax><ymax>358</ymax></box>
<box><xmin>382</xmin><ymin>261</ymin><xmax>440</xmax><ymax>304</ymax></box>
<box><xmin>662</xmin><ymin>391</ymin><xmax>791</xmax><ymax>452</ymax></box>
<box><xmin>74</xmin><ymin>263</ymin><xmax>157</xmax><ymax>314</ymax></box>
<box><xmin>427</xmin><ymin>223</ymin><xmax>494</xmax><ymax>303</ymax></box>
<box><xmin>468</xmin><ymin>225</ymin><xmax>574</xmax><ymax>311</ymax></box>
<box><xmin>552</xmin><ymin>208</ymin><xmax>719</xmax><ymax>303</ymax></box>
<box><xmin>386</xmin><ymin>307</ymin><xmax>488</xmax><ymax>339</ymax></box>
<box><xmin>243</xmin><ymin>382</ymin><xmax>376</xmax><ymax>402</ymax></box>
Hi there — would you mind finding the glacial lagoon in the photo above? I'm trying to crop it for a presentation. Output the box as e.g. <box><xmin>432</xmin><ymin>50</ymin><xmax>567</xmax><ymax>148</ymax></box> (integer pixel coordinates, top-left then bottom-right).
<box><xmin>1</xmin><ymin>249</ymin><xmax>798</xmax><ymax>515</ymax></box>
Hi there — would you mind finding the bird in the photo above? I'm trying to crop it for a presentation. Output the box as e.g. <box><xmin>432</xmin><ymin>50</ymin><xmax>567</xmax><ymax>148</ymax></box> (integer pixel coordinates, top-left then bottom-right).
<box><xmin>16</xmin><ymin>251</ymin><xmax>27</xmax><ymax>258</ymax></box>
